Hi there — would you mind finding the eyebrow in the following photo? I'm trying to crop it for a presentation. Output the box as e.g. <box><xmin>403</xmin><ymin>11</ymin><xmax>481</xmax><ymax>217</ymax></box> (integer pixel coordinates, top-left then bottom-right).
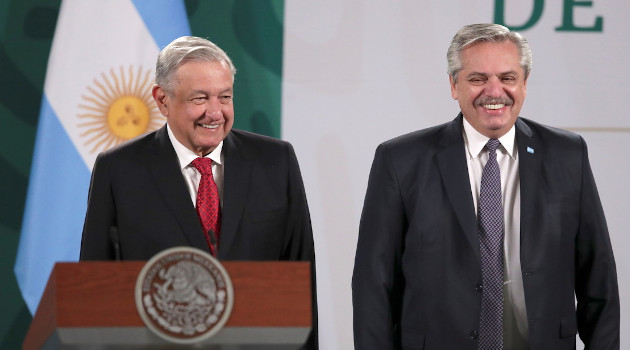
<box><xmin>191</xmin><ymin>87</ymin><xmax>233</xmax><ymax>95</ymax></box>
<box><xmin>465</xmin><ymin>70</ymin><xmax>519</xmax><ymax>78</ymax></box>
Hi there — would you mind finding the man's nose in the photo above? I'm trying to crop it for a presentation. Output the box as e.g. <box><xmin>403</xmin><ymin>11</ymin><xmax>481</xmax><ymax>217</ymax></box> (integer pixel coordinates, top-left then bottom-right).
<box><xmin>484</xmin><ymin>77</ymin><xmax>504</xmax><ymax>97</ymax></box>
<box><xmin>205</xmin><ymin>97</ymin><xmax>223</xmax><ymax>118</ymax></box>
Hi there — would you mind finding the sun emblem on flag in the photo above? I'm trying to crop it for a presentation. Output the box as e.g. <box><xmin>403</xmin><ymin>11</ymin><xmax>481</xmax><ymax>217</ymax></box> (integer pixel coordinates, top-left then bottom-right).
<box><xmin>78</xmin><ymin>65</ymin><xmax>164</xmax><ymax>153</ymax></box>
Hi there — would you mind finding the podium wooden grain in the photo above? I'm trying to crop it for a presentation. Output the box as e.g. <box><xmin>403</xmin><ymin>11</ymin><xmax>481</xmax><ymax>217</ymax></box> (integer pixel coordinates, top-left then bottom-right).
<box><xmin>23</xmin><ymin>261</ymin><xmax>311</xmax><ymax>349</ymax></box>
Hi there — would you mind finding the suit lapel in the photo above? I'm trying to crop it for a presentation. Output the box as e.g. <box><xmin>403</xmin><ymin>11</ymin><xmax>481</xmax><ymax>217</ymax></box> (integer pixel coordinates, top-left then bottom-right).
<box><xmin>515</xmin><ymin>118</ymin><xmax>541</xmax><ymax>271</ymax></box>
<box><xmin>147</xmin><ymin>126</ymin><xmax>209</xmax><ymax>251</ymax></box>
<box><xmin>436</xmin><ymin>114</ymin><xmax>480</xmax><ymax>263</ymax></box>
<box><xmin>218</xmin><ymin>132</ymin><xmax>251</xmax><ymax>259</ymax></box>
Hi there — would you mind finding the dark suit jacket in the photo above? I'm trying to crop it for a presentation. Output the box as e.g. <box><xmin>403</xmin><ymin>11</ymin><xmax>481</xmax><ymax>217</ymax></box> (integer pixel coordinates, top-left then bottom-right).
<box><xmin>80</xmin><ymin>125</ymin><xmax>318</xmax><ymax>348</ymax></box>
<box><xmin>352</xmin><ymin>114</ymin><xmax>619</xmax><ymax>350</ymax></box>
<box><xmin>80</xmin><ymin>125</ymin><xmax>313</xmax><ymax>261</ymax></box>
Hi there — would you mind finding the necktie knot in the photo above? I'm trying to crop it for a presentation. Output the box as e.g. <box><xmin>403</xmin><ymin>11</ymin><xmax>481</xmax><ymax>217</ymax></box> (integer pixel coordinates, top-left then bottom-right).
<box><xmin>192</xmin><ymin>157</ymin><xmax>213</xmax><ymax>176</ymax></box>
<box><xmin>485</xmin><ymin>139</ymin><xmax>501</xmax><ymax>153</ymax></box>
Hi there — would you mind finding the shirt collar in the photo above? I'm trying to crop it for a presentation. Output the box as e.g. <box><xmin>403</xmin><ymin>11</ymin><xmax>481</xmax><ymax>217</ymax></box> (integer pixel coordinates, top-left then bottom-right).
<box><xmin>462</xmin><ymin>117</ymin><xmax>517</xmax><ymax>159</ymax></box>
<box><xmin>167</xmin><ymin>124</ymin><xmax>223</xmax><ymax>170</ymax></box>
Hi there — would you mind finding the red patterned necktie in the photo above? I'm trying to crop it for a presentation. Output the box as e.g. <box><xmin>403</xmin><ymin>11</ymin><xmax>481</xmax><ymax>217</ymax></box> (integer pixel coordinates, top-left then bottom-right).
<box><xmin>191</xmin><ymin>157</ymin><xmax>221</xmax><ymax>255</ymax></box>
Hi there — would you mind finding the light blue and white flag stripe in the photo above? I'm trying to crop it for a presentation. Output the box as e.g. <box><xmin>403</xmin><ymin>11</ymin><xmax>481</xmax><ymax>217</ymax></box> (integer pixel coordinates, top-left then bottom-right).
<box><xmin>15</xmin><ymin>0</ymin><xmax>190</xmax><ymax>315</ymax></box>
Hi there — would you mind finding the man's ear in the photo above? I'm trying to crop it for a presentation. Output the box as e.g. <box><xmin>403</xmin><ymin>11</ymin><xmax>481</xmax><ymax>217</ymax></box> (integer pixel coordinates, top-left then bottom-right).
<box><xmin>152</xmin><ymin>85</ymin><xmax>169</xmax><ymax>117</ymax></box>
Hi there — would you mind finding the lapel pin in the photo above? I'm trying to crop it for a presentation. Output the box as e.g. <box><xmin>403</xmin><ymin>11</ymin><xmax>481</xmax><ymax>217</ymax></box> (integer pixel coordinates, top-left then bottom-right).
<box><xmin>527</xmin><ymin>146</ymin><xmax>534</xmax><ymax>154</ymax></box>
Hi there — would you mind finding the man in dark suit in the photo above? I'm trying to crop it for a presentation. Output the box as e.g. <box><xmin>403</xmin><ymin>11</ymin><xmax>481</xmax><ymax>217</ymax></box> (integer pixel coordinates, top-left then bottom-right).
<box><xmin>80</xmin><ymin>36</ymin><xmax>316</xmax><ymax>348</ymax></box>
<box><xmin>352</xmin><ymin>24</ymin><xmax>619</xmax><ymax>350</ymax></box>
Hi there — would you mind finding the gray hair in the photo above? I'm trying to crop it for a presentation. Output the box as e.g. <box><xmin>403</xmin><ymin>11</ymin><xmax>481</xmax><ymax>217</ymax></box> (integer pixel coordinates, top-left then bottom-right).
<box><xmin>155</xmin><ymin>36</ymin><xmax>237</xmax><ymax>93</ymax></box>
<box><xmin>447</xmin><ymin>23</ymin><xmax>532</xmax><ymax>83</ymax></box>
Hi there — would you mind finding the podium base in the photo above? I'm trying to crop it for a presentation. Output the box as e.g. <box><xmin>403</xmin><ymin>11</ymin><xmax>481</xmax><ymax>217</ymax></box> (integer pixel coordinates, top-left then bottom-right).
<box><xmin>42</xmin><ymin>326</ymin><xmax>310</xmax><ymax>349</ymax></box>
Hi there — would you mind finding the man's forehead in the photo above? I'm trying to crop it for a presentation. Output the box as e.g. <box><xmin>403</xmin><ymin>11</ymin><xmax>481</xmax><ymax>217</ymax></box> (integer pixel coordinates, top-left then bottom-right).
<box><xmin>460</xmin><ymin>42</ymin><xmax>522</xmax><ymax>70</ymax></box>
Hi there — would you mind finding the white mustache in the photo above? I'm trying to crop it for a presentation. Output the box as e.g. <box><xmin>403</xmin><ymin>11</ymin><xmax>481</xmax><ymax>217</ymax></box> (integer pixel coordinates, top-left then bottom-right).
<box><xmin>475</xmin><ymin>97</ymin><xmax>513</xmax><ymax>107</ymax></box>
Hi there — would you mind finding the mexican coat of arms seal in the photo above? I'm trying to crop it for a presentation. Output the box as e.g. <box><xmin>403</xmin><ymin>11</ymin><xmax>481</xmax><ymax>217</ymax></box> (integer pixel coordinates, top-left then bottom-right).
<box><xmin>135</xmin><ymin>246</ymin><xmax>234</xmax><ymax>344</ymax></box>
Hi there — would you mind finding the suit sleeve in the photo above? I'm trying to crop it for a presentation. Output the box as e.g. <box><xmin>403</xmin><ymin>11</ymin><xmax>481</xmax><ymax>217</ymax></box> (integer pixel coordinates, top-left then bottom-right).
<box><xmin>352</xmin><ymin>144</ymin><xmax>406</xmax><ymax>350</ymax></box>
<box><xmin>282</xmin><ymin>143</ymin><xmax>318</xmax><ymax>350</ymax></box>
<box><xmin>80</xmin><ymin>152</ymin><xmax>116</xmax><ymax>260</ymax></box>
<box><xmin>574</xmin><ymin>137</ymin><xmax>620</xmax><ymax>348</ymax></box>
<box><xmin>281</xmin><ymin>143</ymin><xmax>314</xmax><ymax>261</ymax></box>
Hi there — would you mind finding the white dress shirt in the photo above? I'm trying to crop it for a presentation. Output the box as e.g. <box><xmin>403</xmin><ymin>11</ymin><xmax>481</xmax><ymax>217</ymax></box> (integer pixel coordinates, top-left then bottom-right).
<box><xmin>167</xmin><ymin>124</ymin><xmax>224</xmax><ymax>207</ymax></box>
<box><xmin>462</xmin><ymin>118</ymin><xmax>530</xmax><ymax>349</ymax></box>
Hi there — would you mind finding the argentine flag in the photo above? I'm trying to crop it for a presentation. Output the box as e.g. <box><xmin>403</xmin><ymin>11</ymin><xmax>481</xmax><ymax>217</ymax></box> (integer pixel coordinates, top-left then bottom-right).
<box><xmin>14</xmin><ymin>0</ymin><xmax>190</xmax><ymax>315</ymax></box>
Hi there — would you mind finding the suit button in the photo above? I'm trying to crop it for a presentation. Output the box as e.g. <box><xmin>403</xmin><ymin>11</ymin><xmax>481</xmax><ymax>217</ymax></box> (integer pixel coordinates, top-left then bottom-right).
<box><xmin>475</xmin><ymin>283</ymin><xmax>483</xmax><ymax>292</ymax></box>
<box><xmin>470</xmin><ymin>329</ymin><xmax>479</xmax><ymax>339</ymax></box>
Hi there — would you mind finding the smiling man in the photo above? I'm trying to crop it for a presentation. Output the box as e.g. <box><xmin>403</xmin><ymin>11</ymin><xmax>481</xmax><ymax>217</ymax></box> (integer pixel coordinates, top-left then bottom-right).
<box><xmin>80</xmin><ymin>37</ymin><xmax>317</xmax><ymax>348</ymax></box>
<box><xmin>352</xmin><ymin>24</ymin><xmax>619</xmax><ymax>350</ymax></box>
<box><xmin>449</xmin><ymin>40</ymin><xmax>526</xmax><ymax>140</ymax></box>
<box><xmin>80</xmin><ymin>35</ymin><xmax>315</xmax><ymax>275</ymax></box>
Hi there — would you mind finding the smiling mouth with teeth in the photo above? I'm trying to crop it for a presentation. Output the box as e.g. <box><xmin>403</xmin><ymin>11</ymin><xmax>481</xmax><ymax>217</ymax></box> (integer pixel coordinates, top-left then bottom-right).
<box><xmin>483</xmin><ymin>104</ymin><xmax>505</xmax><ymax>110</ymax></box>
<box><xmin>200</xmin><ymin>124</ymin><xmax>220</xmax><ymax>129</ymax></box>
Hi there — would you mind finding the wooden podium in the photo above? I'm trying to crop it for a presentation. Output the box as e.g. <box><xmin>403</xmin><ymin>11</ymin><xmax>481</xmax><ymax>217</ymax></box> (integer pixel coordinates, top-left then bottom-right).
<box><xmin>23</xmin><ymin>261</ymin><xmax>312</xmax><ymax>349</ymax></box>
